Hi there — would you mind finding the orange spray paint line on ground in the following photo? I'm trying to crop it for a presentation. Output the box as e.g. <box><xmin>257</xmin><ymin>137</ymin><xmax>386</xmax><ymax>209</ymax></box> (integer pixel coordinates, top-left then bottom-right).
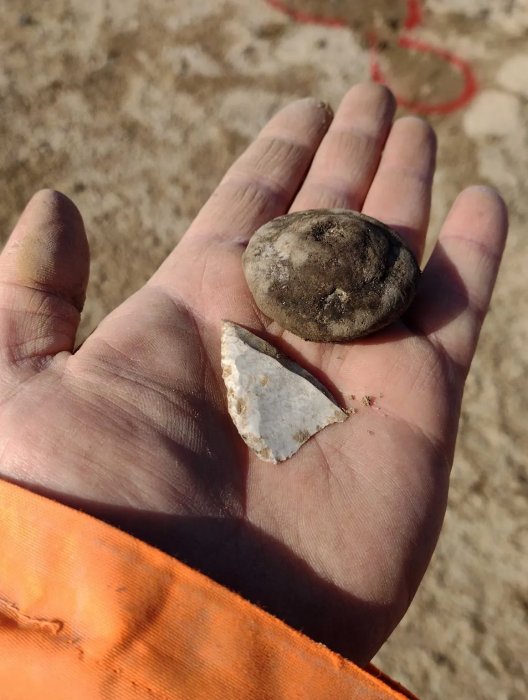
<box><xmin>264</xmin><ymin>0</ymin><xmax>478</xmax><ymax>115</ymax></box>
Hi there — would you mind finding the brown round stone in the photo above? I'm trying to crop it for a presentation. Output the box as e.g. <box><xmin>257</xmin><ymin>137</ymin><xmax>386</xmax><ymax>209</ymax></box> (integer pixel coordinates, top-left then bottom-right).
<box><xmin>242</xmin><ymin>209</ymin><xmax>421</xmax><ymax>342</ymax></box>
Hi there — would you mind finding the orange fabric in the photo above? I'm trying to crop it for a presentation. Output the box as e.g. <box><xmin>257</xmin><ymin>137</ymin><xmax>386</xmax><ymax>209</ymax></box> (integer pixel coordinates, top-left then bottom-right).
<box><xmin>0</xmin><ymin>479</ymin><xmax>416</xmax><ymax>699</ymax></box>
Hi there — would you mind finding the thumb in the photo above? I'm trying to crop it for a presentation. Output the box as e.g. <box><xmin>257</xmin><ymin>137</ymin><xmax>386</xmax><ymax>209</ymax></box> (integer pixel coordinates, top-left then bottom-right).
<box><xmin>0</xmin><ymin>189</ymin><xmax>89</xmax><ymax>371</ymax></box>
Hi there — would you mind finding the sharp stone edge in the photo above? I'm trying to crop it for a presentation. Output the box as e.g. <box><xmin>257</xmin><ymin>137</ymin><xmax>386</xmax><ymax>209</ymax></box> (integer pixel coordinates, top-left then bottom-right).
<box><xmin>221</xmin><ymin>321</ymin><xmax>347</xmax><ymax>463</ymax></box>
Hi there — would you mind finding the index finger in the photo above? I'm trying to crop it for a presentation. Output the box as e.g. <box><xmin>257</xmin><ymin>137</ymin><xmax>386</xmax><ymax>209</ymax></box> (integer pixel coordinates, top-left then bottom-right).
<box><xmin>170</xmin><ymin>98</ymin><xmax>332</xmax><ymax>254</ymax></box>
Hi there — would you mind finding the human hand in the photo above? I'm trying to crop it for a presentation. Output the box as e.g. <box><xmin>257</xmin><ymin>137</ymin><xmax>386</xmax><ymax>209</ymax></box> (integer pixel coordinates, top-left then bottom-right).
<box><xmin>0</xmin><ymin>84</ymin><xmax>507</xmax><ymax>664</ymax></box>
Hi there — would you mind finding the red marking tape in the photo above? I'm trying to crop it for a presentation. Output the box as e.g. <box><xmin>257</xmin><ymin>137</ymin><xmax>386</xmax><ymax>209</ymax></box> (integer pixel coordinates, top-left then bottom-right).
<box><xmin>264</xmin><ymin>0</ymin><xmax>478</xmax><ymax>115</ymax></box>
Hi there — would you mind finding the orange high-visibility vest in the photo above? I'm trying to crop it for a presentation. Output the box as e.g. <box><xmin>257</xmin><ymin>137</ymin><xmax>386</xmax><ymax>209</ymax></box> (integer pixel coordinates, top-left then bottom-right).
<box><xmin>0</xmin><ymin>479</ymin><xmax>416</xmax><ymax>699</ymax></box>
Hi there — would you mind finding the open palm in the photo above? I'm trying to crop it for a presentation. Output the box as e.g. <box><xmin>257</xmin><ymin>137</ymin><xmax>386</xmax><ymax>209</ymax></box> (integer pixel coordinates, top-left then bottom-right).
<box><xmin>0</xmin><ymin>84</ymin><xmax>506</xmax><ymax>664</ymax></box>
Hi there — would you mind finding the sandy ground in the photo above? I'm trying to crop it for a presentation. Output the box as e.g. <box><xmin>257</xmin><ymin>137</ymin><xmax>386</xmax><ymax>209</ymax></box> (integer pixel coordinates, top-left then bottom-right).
<box><xmin>1</xmin><ymin>1</ymin><xmax>527</xmax><ymax>697</ymax></box>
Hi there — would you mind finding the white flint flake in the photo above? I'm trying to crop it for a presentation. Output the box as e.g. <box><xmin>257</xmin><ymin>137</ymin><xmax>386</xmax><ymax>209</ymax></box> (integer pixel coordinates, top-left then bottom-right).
<box><xmin>221</xmin><ymin>321</ymin><xmax>347</xmax><ymax>463</ymax></box>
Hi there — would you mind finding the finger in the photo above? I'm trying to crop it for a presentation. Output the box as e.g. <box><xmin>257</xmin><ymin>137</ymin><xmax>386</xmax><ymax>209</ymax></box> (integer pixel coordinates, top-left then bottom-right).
<box><xmin>408</xmin><ymin>186</ymin><xmax>508</xmax><ymax>375</ymax></box>
<box><xmin>0</xmin><ymin>189</ymin><xmax>89</xmax><ymax>369</ymax></box>
<box><xmin>177</xmin><ymin>98</ymin><xmax>333</xmax><ymax>250</ymax></box>
<box><xmin>362</xmin><ymin>116</ymin><xmax>436</xmax><ymax>262</ymax></box>
<box><xmin>290</xmin><ymin>83</ymin><xmax>396</xmax><ymax>211</ymax></box>
<box><xmin>146</xmin><ymin>98</ymin><xmax>332</xmax><ymax>330</ymax></box>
